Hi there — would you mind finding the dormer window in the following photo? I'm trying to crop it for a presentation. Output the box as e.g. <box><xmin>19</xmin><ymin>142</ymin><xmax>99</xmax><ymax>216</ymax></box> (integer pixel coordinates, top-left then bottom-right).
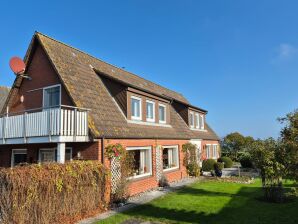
<box><xmin>190</xmin><ymin>112</ymin><xmax>194</xmax><ymax>128</ymax></box>
<box><xmin>199</xmin><ymin>114</ymin><xmax>205</xmax><ymax>129</ymax></box>
<box><xmin>195</xmin><ymin>113</ymin><xmax>200</xmax><ymax>129</ymax></box>
<box><xmin>159</xmin><ymin>104</ymin><xmax>166</xmax><ymax>124</ymax></box>
<box><xmin>131</xmin><ymin>96</ymin><xmax>142</xmax><ymax>120</ymax></box>
<box><xmin>146</xmin><ymin>100</ymin><xmax>155</xmax><ymax>122</ymax></box>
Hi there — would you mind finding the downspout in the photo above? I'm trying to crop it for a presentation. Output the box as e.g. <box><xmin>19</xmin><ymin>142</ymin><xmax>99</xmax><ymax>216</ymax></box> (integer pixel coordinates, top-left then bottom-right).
<box><xmin>101</xmin><ymin>137</ymin><xmax>105</xmax><ymax>164</ymax></box>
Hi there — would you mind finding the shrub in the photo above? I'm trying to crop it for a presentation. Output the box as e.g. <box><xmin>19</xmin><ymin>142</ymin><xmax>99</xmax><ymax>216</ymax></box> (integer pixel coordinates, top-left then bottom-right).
<box><xmin>186</xmin><ymin>163</ymin><xmax>200</xmax><ymax>177</ymax></box>
<box><xmin>214</xmin><ymin>162</ymin><xmax>224</xmax><ymax>171</ymax></box>
<box><xmin>0</xmin><ymin>161</ymin><xmax>109</xmax><ymax>224</ymax></box>
<box><xmin>182</xmin><ymin>143</ymin><xmax>200</xmax><ymax>177</ymax></box>
<box><xmin>202</xmin><ymin>159</ymin><xmax>216</xmax><ymax>171</ymax></box>
<box><xmin>159</xmin><ymin>174</ymin><xmax>169</xmax><ymax>187</ymax></box>
<box><xmin>218</xmin><ymin>156</ymin><xmax>233</xmax><ymax>168</ymax></box>
<box><xmin>239</xmin><ymin>153</ymin><xmax>254</xmax><ymax>168</ymax></box>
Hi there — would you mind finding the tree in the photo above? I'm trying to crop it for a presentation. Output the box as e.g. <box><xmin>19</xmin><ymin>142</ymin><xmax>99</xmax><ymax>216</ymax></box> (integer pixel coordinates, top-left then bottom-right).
<box><xmin>221</xmin><ymin>132</ymin><xmax>254</xmax><ymax>161</ymax></box>
<box><xmin>278</xmin><ymin>110</ymin><xmax>298</xmax><ymax>181</ymax></box>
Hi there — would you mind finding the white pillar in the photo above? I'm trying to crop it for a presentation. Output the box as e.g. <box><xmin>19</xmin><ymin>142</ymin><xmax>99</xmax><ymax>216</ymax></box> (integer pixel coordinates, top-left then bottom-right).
<box><xmin>57</xmin><ymin>142</ymin><xmax>66</xmax><ymax>164</ymax></box>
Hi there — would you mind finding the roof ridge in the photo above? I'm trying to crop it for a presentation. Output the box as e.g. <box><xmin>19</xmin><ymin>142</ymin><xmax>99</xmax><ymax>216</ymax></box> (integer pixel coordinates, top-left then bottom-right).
<box><xmin>35</xmin><ymin>31</ymin><xmax>186</xmax><ymax>99</ymax></box>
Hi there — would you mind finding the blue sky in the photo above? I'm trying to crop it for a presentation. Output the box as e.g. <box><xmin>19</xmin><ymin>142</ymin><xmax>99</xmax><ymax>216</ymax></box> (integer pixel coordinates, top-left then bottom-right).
<box><xmin>0</xmin><ymin>0</ymin><xmax>297</xmax><ymax>139</ymax></box>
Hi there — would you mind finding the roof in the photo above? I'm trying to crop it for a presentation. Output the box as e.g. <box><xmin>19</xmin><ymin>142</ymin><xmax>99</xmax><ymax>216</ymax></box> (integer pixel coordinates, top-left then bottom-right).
<box><xmin>0</xmin><ymin>86</ymin><xmax>10</xmax><ymax>112</ymax></box>
<box><xmin>10</xmin><ymin>32</ymin><xmax>219</xmax><ymax>140</ymax></box>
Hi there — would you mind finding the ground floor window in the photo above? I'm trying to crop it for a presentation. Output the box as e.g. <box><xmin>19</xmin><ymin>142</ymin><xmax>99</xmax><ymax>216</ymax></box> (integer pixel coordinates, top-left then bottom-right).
<box><xmin>206</xmin><ymin>145</ymin><xmax>211</xmax><ymax>159</ymax></box>
<box><xmin>11</xmin><ymin>149</ymin><xmax>27</xmax><ymax>167</ymax></box>
<box><xmin>127</xmin><ymin>146</ymin><xmax>152</xmax><ymax>178</ymax></box>
<box><xmin>212</xmin><ymin>144</ymin><xmax>218</xmax><ymax>159</ymax></box>
<box><xmin>39</xmin><ymin>148</ymin><xmax>72</xmax><ymax>163</ymax></box>
<box><xmin>163</xmin><ymin>145</ymin><xmax>179</xmax><ymax>171</ymax></box>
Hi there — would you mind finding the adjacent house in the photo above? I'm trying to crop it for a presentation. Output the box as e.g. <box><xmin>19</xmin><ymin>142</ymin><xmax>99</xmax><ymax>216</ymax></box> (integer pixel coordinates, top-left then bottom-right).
<box><xmin>0</xmin><ymin>32</ymin><xmax>219</xmax><ymax>195</ymax></box>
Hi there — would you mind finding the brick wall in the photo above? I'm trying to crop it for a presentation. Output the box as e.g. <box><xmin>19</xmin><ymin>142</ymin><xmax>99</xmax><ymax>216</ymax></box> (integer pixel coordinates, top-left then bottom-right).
<box><xmin>201</xmin><ymin>140</ymin><xmax>220</xmax><ymax>160</ymax></box>
<box><xmin>104</xmin><ymin>139</ymin><xmax>188</xmax><ymax>195</ymax></box>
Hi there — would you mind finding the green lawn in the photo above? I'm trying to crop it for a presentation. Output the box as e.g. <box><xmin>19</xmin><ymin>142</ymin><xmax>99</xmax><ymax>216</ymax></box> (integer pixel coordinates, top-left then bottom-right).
<box><xmin>99</xmin><ymin>179</ymin><xmax>298</xmax><ymax>224</ymax></box>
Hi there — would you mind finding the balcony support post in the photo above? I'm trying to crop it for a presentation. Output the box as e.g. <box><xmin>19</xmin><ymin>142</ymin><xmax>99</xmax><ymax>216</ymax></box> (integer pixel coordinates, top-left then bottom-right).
<box><xmin>57</xmin><ymin>142</ymin><xmax>66</xmax><ymax>164</ymax></box>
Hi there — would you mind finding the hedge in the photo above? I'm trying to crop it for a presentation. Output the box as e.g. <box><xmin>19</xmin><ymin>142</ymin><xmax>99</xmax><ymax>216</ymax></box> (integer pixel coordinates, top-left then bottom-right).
<box><xmin>202</xmin><ymin>159</ymin><xmax>216</xmax><ymax>171</ymax></box>
<box><xmin>0</xmin><ymin>161</ymin><xmax>110</xmax><ymax>224</ymax></box>
<box><xmin>218</xmin><ymin>157</ymin><xmax>233</xmax><ymax>168</ymax></box>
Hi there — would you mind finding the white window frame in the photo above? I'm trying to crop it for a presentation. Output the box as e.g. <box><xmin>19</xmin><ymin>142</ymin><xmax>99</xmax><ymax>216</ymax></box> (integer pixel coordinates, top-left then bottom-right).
<box><xmin>126</xmin><ymin>146</ymin><xmax>152</xmax><ymax>179</ymax></box>
<box><xmin>190</xmin><ymin>111</ymin><xmax>195</xmax><ymax>128</ymax></box>
<box><xmin>195</xmin><ymin>113</ymin><xmax>200</xmax><ymax>129</ymax></box>
<box><xmin>162</xmin><ymin>145</ymin><xmax>179</xmax><ymax>171</ymax></box>
<box><xmin>146</xmin><ymin>100</ymin><xmax>155</xmax><ymax>122</ymax></box>
<box><xmin>39</xmin><ymin>147</ymin><xmax>72</xmax><ymax>163</ymax></box>
<box><xmin>206</xmin><ymin>144</ymin><xmax>211</xmax><ymax>159</ymax></box>
<box><xmin>212</xmin><ymin>144</ymin><xmax>218</xmax><ymax>159</ymax></box>
<box><xmin>131</xmin><ymin>96</ymin><xmax>142</xmax><ymax>121</ymax></box>
<box><xmin>200</xmin><ymin>114</ymin><xmax>205</xmax><ymax>130</ymax></box>
<box><xmin>158</xmin><ymin>103</ymin><xmax>166</xmax><ymax>124</ymax></box>
<box><xmin>43</xmin><ymin>84</ymin><xmax>61</xmax><ymax>108</ymax></box>
<box><xmin>11</xmin><ymin>149</ymin><xmax>27</xmax><ymax>167</ymax></box>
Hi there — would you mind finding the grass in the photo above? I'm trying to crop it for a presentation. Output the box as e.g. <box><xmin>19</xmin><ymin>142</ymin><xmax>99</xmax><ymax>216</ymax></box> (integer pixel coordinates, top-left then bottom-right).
<box><xmin>98</xmin><ymin>179</ymin><xmax>298</xmax><ymax>224</ymax></box>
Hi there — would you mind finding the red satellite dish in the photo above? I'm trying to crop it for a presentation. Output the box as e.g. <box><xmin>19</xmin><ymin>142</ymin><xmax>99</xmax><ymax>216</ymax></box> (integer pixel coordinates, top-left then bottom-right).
<box><xmin>9</xmin><ymin>57</ymin><xmax>26</xmax><ymax>74</ymax></box>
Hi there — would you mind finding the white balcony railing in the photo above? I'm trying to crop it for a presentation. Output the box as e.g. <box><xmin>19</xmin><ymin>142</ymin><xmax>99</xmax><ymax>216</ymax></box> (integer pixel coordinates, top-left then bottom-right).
<box><xmin>0</xmin><ymin>105</ymin><xmax>89</xmax><ymax>144</ymax></box>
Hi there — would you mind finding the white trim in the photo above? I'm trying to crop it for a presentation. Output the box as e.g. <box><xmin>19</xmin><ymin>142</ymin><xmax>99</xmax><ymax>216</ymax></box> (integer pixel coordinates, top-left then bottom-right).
<box><xmin>158</xmin><ymin>103</ymin><xmax>166</xmax><ymax>124</ymax></box>
<box><xmin>190</xmin><ymin>111</ymin><xmax>195</xmax><ymax>128</ymax></box>
<box><xmin>11</xmin><ymin>149</ymin><xmax>27</xmax><ymax>167</ymax></box>
<box><xmin>131</xmin><ymin>96</ymin><xmax>142</xmax><ymax>121</ymax></box>
<box><xmin>42</xmin><ymin>84</ymin><xmax>61</xmax><ymax>108</ymax></box>
<box><xmin>200</xmin><ymin>114</ymin><xmax>205</xmax><ymax>130</ymax></box>
<box><xmin>127</xmin><ymin>119</ymin><xmax>172</xmax><ymax>127</ymax></box>
<box><xmin>162</xmin><ymin>145</ymin><xmax>179</xmax><ymax>171</ymax></box>
<box><xmin>212</xmin><ymin>144</ymin><xmax>218</xmax><ymax>159</ymax></box>
<box><xmin>126</xmin><ymin>146</ymin><xmax>152</xmax><ymax>179</ymax></box>
<box><xmin>190</xmin><ymin>128</ymin><xmax>208</xmax><ymax>132</ymax></box>
<box><xmin>206</xmin><ymin>144</ymin><xmax>211</xmax><ymax>159</ymax></box>
<box><xmin>146</xmin><ymin>100</ymin><xmax>155</xmax><ymax>122</ymax></box>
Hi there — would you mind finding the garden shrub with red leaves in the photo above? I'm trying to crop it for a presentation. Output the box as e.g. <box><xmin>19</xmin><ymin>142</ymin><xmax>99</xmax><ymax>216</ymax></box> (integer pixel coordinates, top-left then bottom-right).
<box><xmin>0</xmin><ymin>161</ymin><xmax>109</xmax><ymax>224</ymax></box>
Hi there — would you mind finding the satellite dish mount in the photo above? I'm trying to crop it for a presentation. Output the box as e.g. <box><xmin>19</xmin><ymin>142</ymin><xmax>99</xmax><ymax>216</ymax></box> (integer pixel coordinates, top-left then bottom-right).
<box><xmin>9</xmin><ymin>57</ymin><xmax>31</xmax><ymax>80</ymax></box>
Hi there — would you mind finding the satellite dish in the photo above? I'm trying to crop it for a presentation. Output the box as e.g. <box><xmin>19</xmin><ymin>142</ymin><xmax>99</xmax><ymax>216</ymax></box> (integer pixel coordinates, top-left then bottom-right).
<box><xmin>9</xmin><ymin>57</ymin><xmax>31</xmax><ymax>80</ymax></box>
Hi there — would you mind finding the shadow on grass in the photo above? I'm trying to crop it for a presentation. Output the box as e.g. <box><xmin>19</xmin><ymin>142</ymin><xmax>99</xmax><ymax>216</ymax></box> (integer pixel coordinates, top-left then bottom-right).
<box><xmin>119</xmin><ymin>182</ymin><xmax>298</xmax><ymax>224</ymax></box>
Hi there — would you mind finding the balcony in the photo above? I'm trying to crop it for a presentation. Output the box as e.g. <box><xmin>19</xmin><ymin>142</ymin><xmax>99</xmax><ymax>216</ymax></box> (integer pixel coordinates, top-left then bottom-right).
<box><xmin>0</xmin><ymin>105</ymin><xmax>89</xmax><ymax>144</ymax></box>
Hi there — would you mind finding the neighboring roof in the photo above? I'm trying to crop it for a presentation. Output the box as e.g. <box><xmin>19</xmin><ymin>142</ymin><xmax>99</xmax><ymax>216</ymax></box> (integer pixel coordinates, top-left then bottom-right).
<box><xmin>8</xmin><ymin>32</ymin><xmax>219</xmax><ymax>140</ymax></box>
<box><xmin>0</xmin><ymin>86</ymin><xmax>10</xmax><ymax>111</ymax></box>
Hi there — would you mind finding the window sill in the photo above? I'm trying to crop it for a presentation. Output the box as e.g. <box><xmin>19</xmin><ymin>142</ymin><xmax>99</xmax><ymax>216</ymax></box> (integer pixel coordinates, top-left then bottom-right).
<box><xmin>127</xmin><ymin>119</ymin><xmax>171</xmax><ymax>127</ymax></box>
<box><xmin>190</xmin><ymin>128</ymin><xmax>207</xmax><ymax>132</ymax></box>
<box><xmin>127</xmin><ymin>173</ymin><xmax>152</xmax><ymax>182</ymax></box>
<box><xmin>163</xmin><ymin>167</ymin><xmax>179</xmax><ymax>173</ymax></box>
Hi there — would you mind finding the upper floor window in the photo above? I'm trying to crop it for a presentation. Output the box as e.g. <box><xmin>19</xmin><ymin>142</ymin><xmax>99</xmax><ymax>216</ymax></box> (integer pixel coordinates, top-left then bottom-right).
<box><xmin>146</xmin><ymin>100</ymin><xmax>155</xmax><ymax>122</ymax></box>
<box><xmin>159</xmin><ymin>104</ymin><xmax>166</xmax><ymax>123</ymax></box>
<box><xmin>190</xmin><ymin>112</ymin><xmax>194</xmax><ymax>128</ymax></box>
<box><xmin>199</xmin><ymin>114</ymin><xmax>205</xmax><ymax>129</ymax></box>
<box><xmin>195</xmin><ymin>113</ymin><xmax>200</xmax><ymax>129</ymax></box>
<box><xmin>131</xmin><ymin>96</ymin><xmax>142</xmax><ymax>120</ymax></box>
<box><xmin>43</xmin><ymin>85</ymin><xmax>61</xmax><ymax>108</ymax></box>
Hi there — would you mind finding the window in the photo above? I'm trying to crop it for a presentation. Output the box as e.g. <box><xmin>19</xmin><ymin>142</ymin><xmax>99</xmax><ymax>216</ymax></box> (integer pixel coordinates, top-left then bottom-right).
<box><xmin>159</xmin><ymin>104</ymin><xmax>166</xmax><ymax>123</ymax></box>
<box><xmin>127</xmin><ymin>146</ymin><xmax>152</xmax><ymax>178</ymax></box>
<box><xmin>39</xmin><ymin>148</ymin><xmax>72</xmax><ymax>163</ymax></box>
<box><xmin>146</xmin><ymin>100</ymin><xmax>155</xmax><ymax>122</ymax></box>
<box><xmin>11</xmin><ymin>149</ymin><xmax>27</xmax><ymax>167</ymax></box>
<box><xmin>190</xmin><ymin>112</ymin><xmax>194</xmax><ymax>128</ymax></box>
<box><xmin>195</xmin><ymin>113</ymin><xmax>200</xmax><ymax>129</ymax></box>
<box><xmin>206</xmin><ymin>145</ymin><xmax>211</xmax><ymax>159</ymax></box>
<box><xmin>131</xmin><ymin>96</ymin><xmax>142</xmax><ymax>120</ymax></box>
<box><xmin>212</xmin><ymin>145</ymin><xmax>218</xmax><ymax>159</ymax></box>
<box><xmin>199</xmin><ymin>115</ymin><xmax>205</xmax><ymax>129</ymax></box>
<box><xmin>43</xmin><ymin>85</ymin><xmax>61</xmax><ymax>108</ymax></box>
<box><xmin>163</xmin><ymin>146</ymin><xmax>179</xmax><ymax>170</ymax></box>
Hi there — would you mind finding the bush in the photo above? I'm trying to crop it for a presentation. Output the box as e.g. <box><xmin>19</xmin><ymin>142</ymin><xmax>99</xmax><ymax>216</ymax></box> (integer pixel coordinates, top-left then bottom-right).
<box><xmin>202</xmin><ymin>159</ymin><xmax>216</xmax><ymax>171</ymax></box>
<box><xmin>218</xmin><ymin>156</ymin><xmax>233</xmax><ymax>168</ymax></box>
<box><xmin>0</xmin><ymin>161</ymin><xmax>109</xmax><ymax>224</ymax></box>
<box><xmin>239</xmin><ymin>153</ymin><xmax>254</xmax><ymax>168</ymax></box>
<box><xmin>214</xmin><ymin>162</ymin><xmax>224</xmax><ymax>171</ymax></box>
<box><xmin>186</xmin><ymin>163</ymin><xmax>200</xmax><ymax>177</ymax></box>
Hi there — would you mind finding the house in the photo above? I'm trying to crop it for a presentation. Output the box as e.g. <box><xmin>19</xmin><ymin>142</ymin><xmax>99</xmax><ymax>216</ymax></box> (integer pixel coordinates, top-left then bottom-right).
<box><xmin>0</xmin><ymin>32</ymin><xmax>219</xmax><ymax>195</ymax></box>
<box><xmin>0</xmin><ymin>86</ymin><xmax>10</xmax><ymax>112</ymax></box>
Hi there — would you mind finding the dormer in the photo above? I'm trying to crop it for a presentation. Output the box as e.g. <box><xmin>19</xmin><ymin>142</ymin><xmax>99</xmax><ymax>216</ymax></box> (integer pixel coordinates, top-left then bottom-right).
<box><xmin>172</xmin><ymin>101</ymin><xmax>207</xmax><ymax>131</ymax></box>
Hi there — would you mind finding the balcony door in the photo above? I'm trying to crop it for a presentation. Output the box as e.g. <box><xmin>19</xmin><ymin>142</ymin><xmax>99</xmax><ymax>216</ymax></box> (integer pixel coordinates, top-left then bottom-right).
<box><xmin>43</xmin><ymin>84</ymin><xmax>61</xmax><ymax>109</ymax></box>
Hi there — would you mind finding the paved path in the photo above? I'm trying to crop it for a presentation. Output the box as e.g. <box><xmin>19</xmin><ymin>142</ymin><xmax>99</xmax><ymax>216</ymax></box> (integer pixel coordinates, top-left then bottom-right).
<box><xmin>77</xmin><ymin>177</ymin><xmax>201</xmax><ymax>224</ymax></box>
